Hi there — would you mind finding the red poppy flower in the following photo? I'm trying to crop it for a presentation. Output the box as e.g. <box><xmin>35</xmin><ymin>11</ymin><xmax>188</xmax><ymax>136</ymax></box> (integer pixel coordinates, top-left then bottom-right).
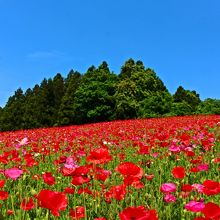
<box><xmin>201</xmin><ymin>202</ymin><xmax>220</xmax><ymax>219</ymax></box>
<box><xmin>0</xmin><ymin>155</ymin><xmax>9</xmax><ymax>164</ymax></box>
<box><xmin>213</xmin><ymin>157</ymin><xmax>220</xmax><ymax>163</ymax></box>
<box><xmin>71</xmin><ymin>176</ymin><xmax>91</xmax><ymax>186</ymax></box>
<box><xmin>78</xmin><ymin>187</ymin><xmax>92</xmax><ymax>195</ymax></box>
<box><xmin>181</xmin><ymin>184</ymin><xmax>193</xmax><ymax>192</ymax></box>
<box><xmin>42</xmin><ymin>172</ymin><xmax>56</xmax><ymax>186</ymax></box>
<box><xmin>24</xmin><ymin>155</ymin><xmax>38</xmax><ymax>167</ymax></box>
<box><xmin>119</xmin><ymin>206</ymin><xmax>158</xmax><ymax>220</ymax></box>
<box><xmin>62</xmin><ymin>167</ymin><xmax>76</xmax><ymax>176</ymax></box>
<box><xmin>123</xmin><ymin>176</ymin><xmax>144</xmax><ymax>188</ymax></box>
<box><xmin>7</xmin><ymin>210</ymin><xmax>14</xmax><ymax>215</ymax></box>
<box><xmin>86</xmin><ymin>148</ymin><xmax>112</xmax><ymax>164</ymax></box>
<box><xmin>145</xmin><ymin>174</ymin><xmax>154</xmax><ymax>181</ymax></box>
<box><xmin>172</xmin><ymin>166</ymin><xmax>185</xmax><ymax>179</ymax></box>
<box><xmin>203</xmin><ymin>180</ymin><xmax>220</xmax><ymax>196</ymax></box>
<box><xmin>94</xmin><ymin>168</ymin><xmax>111</xmax><ymax>182</ymax></box>
<box><xmin>105</xmin><ymin>184</ymin><xmax>126</xmax><ymax>201</ymax></box>
<box><xmin>69</xmin><ymin>165</ymin><xmax>91</xmax><ymax>186</ymax></box>
<box><xmin>185</xmin><ymin>151</ymin><xmax>195</xmax><ymax>157</ymax></box>
<box><xmin>64</xmin><ymin>187</ymin><xmax>75</xmax><ymax>194</ymax></box>
<box><xmin>70</xmin><ymin>206</ymin><xmax>85</xmax><ymax>219</ymax></box>
<box><xmin>190</xmin><ymin>159</ymin><xmax>203</xmax><ymax>164</ymax></box>
<box><xmin>116</xmin><ymin>162</ymin><xmax>144</xmax><ymax>179</ymax></box>
<box><xmin>20</xmin><ymin>197</ymin><xmax>36</xmax><ymax>210</ymax></box>
<box><xmin>0</xmin><ymin>190</ymin><xmax>9</xmax><ymax>200</ymax></box>
<box><xmin>54</xmin><ymin>156</ymin><xmax>67</xmax><ymax>165</ymax></box>
<box><xmin>0</xmin><ymin>180</ymin><xmax>5</xmax><ymax>188</ymax></box>
<box><xmin>137</xmin><ymin>143</ymin><xmax>150</xmax><ymax>155</ymax></box>
<box><xmin>37</xmin><ymin>189</ymin><xmax>68</xmax><ymax>216</ymax></box>
<box><xmin>189</xmin><ymin>167</ymin><xmax>200</xmax><ymax>173</ymax></box>
<box><xmin>74</xmin><ymin>166</ymin><xmax>90</xmax><ymax>176</ymax></box>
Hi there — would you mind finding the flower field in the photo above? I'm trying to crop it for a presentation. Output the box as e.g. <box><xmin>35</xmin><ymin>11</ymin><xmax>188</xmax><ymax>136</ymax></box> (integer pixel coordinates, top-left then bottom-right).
<box><xmin>0</xmin><ymin>115</ymin><xmax>219</xmax><ymax>219</ymax></box>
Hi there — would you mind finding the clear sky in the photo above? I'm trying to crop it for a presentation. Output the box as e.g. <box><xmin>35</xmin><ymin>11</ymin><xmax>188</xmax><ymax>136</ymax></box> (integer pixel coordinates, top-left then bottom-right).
<box><xmin>0</xmin><ymin>0</ymin><xmax>219</xmax><ymax>107</ymax></box>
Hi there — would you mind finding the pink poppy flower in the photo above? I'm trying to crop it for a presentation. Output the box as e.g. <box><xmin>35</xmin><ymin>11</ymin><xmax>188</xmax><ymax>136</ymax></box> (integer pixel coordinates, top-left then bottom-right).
<box><xmin>197</xmin><ymin>164</ymin><xmax>209</xmax><ymax>171</ymax></box>
<box><xmin>164</xmin><ymin>194</ymin><xmax>176</xmax><ymax>203</ymax></box>
<box><xmin>15</xmin><ymin>137</ymin><xmax>29</xmax><ymax>150</ymax></box>
<box><xmin>192</xmin><ymin>184</ymin><xmax>204</xmax><ymax>193</ymax></box>
<box><xmin>160</xmin><ymin>183</ymin><xmax>176</xmax><ymax>194</ymax></box>
<box><xmin>5</xmin><ymin>168</ymin><xmax>23</xmax><ymax>180</ymax></box>
<box><xmin>64</xmin><ymin>157</ymin><xmax>78</xmax><ymax>169</ymax></box>
<box><xmin>19</xmin><ymin>137</ymin><xmax>29</xmax><ymax>146</ymax></box>
<box><xmin>185</xmin><ymin>201</ymin><xmax>205</xmax><ymax>212</ymax></box>
<box><xmin>152</xmin><ymin>152</ymin><xmax>159</xmax><ymax>158</ymax></box>
<box><xmin>169</xmin><ymin>145</ymin><xmax>181</xmax><ymax>153</ymax></box>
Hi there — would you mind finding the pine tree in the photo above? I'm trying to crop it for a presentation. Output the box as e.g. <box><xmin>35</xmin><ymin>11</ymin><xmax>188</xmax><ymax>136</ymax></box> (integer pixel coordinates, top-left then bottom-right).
<box><xmin>57</xmin><ymin>70</ymin><xmax>81</xmax><ymax>125</ymax></box>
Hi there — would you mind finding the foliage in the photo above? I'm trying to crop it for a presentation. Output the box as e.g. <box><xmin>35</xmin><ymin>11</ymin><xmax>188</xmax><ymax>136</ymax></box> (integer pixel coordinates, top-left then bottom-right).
<box><xmin>138</xmin><ymin>91</ymin><xmax>173</xmax><ymax>118</ymax></box>
<box><xmin>114</xmin><ymin>59</ymin><xmax>171</xmax><ymax>119</ymax></box>
<box><xmin>57</xmin><ymin>70</ymin><xmax>81</xmax><ymax>125</ymax></box>
<box><xmin>0</xmin><ymin>88</ymin><xmax>25</xmax><ymax>131</ymax></box>
<box><xmin>0</xmin><ymin>59</ymin><xmax>219</xmax><ymax>131</ymax></box>
<box><xmin>196</xmin><ymin>98</ymin><xmax>220</xmax><ymax>114</ymax></box>
<box><xmin>73</xmin><ymin>62</ymin><xmax>118</xmax><ymax>124</ymax></box>
<box><xmin>173</xmin><ymin>86</ymin><xmax>201</xmax><ymax>113</ymax></box>
<box><xmin>170</xmin><ymin>101</ymin><xmax>194</xmax><ymax>116</ymax></box>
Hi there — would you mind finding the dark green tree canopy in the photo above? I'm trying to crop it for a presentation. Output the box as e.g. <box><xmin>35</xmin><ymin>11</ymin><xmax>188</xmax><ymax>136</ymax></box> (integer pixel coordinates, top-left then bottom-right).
<box><xmin>115</xmin><ymin>60</ymin><xmax>170</xmax><ymax>119</ymax></box>
<box><xmin>0</xmin><ymin>59</ymin><xmax>219</xmax><ymax>132</ymax></box>
<box><xmin>196</xmin><ymin>98</ymin><xmax>220</xmax><ymax>114</ymax></box>
<box><xmin>58</xmin><ymin>70</ymin><xmax>81</xmax><ymax>125</ymax></box>
<box><xmin>173</xmin><ymin>86</ymin><xmax>201</xmax><ymax>112</ymax></box>
<box><xmin>73</xmin><ymin>61</ymin><xmax>118</xmax><ymax>124</ymax></box>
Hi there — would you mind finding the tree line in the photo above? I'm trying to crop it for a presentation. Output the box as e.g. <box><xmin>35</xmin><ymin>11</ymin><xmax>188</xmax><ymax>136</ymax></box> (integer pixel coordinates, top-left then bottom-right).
<box><xmin>0</xmin><ymin>59</ymin><xmax>219</xmax><ymax>131</ymax></box>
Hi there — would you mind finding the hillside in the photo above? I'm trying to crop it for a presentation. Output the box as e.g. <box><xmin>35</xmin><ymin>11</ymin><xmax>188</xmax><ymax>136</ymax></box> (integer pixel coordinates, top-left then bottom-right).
<box><xmin>0</xmin><ymin>115</ymin><xmax>219</xmax><ymax>219</ymax></box>
<box><xmin>0</xmin><ymin>59</ymin><xmax>219</xmax><ymax>132</ymax></box>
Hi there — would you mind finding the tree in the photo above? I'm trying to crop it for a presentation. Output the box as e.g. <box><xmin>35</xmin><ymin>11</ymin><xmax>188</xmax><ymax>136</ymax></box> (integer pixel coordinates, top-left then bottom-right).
<box><xmin>173</xmin><ymin>86</ymin><xmax>201</xmax><ymax>113</ymax></box>
<box><xmin>22</xmin><ymin>84</ymin><xmax>47</xmax><ymax>129</ymax></box>
<box><xmin>23</xmin><ymin>88</ymin><xmax>40</xmax><ymax>129</ymax></box>
<box><xmin>114</xmin><ymin>79</ymin><xmax>139</xmax><ymax>119</ymax></box>
<box><xmin>197</xmin><ymin>98</ymin><xmax>220</xmax><ymax>114</ymax></box>
<box><xmin>53</xmin><ymin>73</ymin><xmax>65</xmax><ymax>109</ymax></box>
<box><xmin>0</xmin><ymin>88</ymin><xmax>25</xmax><ymax>131</ymax></box>
<box><xmin>114</xmin><ymin>59</ymin><xmax>171</xmax><ymax>119</ymax></box>
<box><xmin>1</xmin><ymin>59</ymin><xmax>217</xmax><ymax>132</ymax></box>
<box><xmin>119</xmin><ymin>58</ymin><xmax>136</xmax><ymax>79</ymax></box>
<box><xmin>51</xmin><ymin>73</ymin><xmax>65</xmax><ymax>125</ymax></box>
<box><xmin>171</xmin><ymin>101</ymin><xmax>193</xmax><ymax>116</ymax></box>
<box><xmin>57</xmin><ymin>70</ymin><xmax>81</xmax><ymax>125</ymax></box>
<box><xmin>23</xmin><ymin>79</ymin><xmax>56</xmax><ymax>128</ymax></box>
<box><xmin>73</xmin><ymin>62</ymin><xmax>118</xmax><ymax>124</ymax></box>
<box><xmin>138</xmin><ymin>91</ymin><xmax>173</xmax><ymax>118</ymax></box>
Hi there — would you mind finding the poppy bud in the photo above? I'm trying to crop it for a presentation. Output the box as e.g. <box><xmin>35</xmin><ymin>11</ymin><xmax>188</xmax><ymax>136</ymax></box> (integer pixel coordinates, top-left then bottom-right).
<box><xmin>31</xmin><ymin>189</ymin><xmax>37</xmax><ymax>196</ymax></box>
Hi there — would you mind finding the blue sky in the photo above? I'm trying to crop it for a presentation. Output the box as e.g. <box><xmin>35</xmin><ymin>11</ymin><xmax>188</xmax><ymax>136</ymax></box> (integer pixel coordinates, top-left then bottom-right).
<box><xmin>0</xmin><ymin>0</ymin><xmax>219</xmax><ymax>107</ymax></box>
